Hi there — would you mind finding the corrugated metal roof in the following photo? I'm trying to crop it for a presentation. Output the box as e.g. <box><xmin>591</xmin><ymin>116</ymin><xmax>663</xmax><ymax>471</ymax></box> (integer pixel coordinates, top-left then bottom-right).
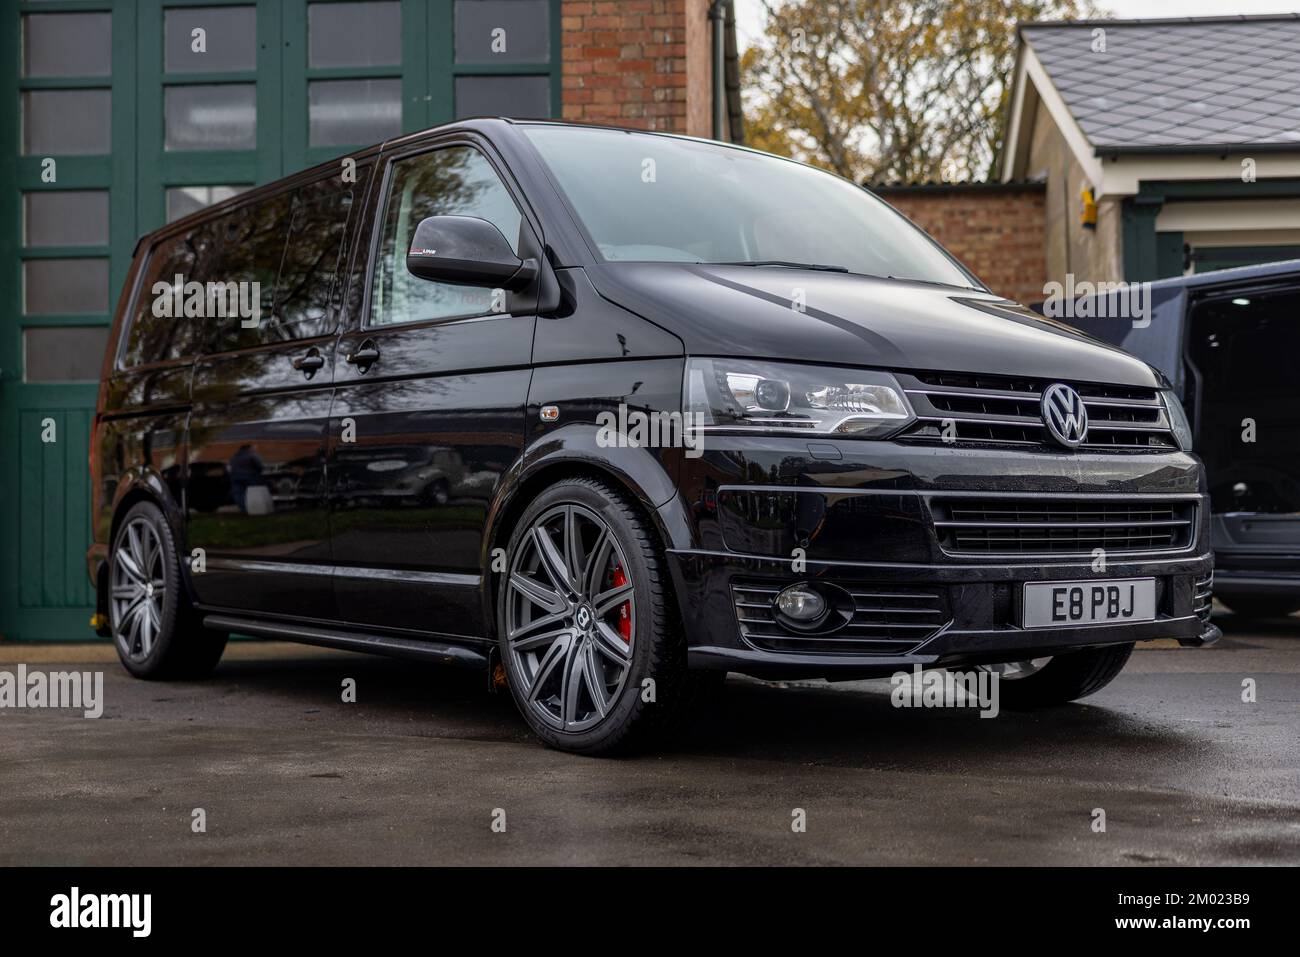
<box><xmin>1022</xmin><ymin>16</ymin><xmax>1300</xmax><ymax>153</ymax></box>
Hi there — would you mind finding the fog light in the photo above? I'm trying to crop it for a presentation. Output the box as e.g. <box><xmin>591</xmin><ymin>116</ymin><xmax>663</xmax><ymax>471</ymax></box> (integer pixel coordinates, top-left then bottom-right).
<box><xmin>775</xmin><ymin>584</ymin><xmax>826</xmax><ymax>622</ymax></box>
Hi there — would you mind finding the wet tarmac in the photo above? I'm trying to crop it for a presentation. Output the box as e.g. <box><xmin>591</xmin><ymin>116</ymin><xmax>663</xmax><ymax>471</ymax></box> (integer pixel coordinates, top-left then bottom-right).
<box><xmin>2</xmin><ymin>611</ymin><xmax>1297</xmax><ymax>865</ymax></box>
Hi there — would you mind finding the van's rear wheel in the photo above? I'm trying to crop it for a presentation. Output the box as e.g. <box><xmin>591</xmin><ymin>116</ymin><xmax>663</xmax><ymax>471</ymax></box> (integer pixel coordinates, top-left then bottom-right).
<box><xmin>497</xmin><ymin>478</ymin><xmax>689</xmax><ymax>754</ymax></box>
<box><xmin>109</xmin><ymin>501</ymin><xmax>227</xmax><ymax>680</ymax></box>
<box><xmin>979</xmin><ymin>643</ymin><xmax>1134</xmax><ymax>708</ymax></box>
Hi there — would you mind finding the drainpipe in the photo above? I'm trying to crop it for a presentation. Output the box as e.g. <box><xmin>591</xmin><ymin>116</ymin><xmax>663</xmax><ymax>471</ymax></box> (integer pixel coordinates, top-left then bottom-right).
<box><xmin>709</xmin><ymin>0</ymin><xmax>727</xmax><ymax>141</ymax></box>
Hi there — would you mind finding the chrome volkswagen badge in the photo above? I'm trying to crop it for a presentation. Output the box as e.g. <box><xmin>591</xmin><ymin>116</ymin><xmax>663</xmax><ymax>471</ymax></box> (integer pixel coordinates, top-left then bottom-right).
<box><xmin>1041</xmin><ymin>382</ymin><xmax>1089</xmax><ymax>448</ymax></box>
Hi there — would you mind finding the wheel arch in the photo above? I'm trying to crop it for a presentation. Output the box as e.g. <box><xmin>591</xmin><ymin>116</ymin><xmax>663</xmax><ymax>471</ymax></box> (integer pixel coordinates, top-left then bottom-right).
<box><xmin>105</xmin><ymin>469</ymin><xmax>197</xmax><ymax>607</ymax></box>
<box><xmin>480</xmin><ymin>447</ymin><xmax>687</xmax><ymax>637</ymax></box>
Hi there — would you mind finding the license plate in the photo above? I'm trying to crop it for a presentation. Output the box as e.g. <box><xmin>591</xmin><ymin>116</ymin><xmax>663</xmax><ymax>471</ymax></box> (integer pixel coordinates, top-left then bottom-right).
<box><xmin>1022</xmin><ymin>578</ymin><xmax>1156</xmax><ymax>628</ymax></box>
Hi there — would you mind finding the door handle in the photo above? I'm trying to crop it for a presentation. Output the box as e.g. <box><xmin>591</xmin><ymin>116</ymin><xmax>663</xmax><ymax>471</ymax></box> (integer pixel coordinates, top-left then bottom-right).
<box><xmin>293</xmin><ymin>349</ymin><xmax>325</xmax><ymax>376</ymax></box>
<box><xmin>345</xmin><ymin>340</ymin><xmax>380</xmax><ymax>369</ymax></box>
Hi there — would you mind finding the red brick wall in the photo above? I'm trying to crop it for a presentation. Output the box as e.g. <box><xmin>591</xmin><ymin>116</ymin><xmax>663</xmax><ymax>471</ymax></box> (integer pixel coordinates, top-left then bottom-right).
<box><xmin>876</xmin><ymin>186</ymin><xmax>1048</xmax><ymax>305</ymax></box>
<box><xmin>561</xmin><ymin>0</ymin><xmax>706</xmax><ymax>134</ymax></box>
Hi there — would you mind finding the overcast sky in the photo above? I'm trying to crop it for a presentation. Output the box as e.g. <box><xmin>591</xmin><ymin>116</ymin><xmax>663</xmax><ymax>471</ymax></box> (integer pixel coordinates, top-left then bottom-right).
<box><xmin>732</xmin><ymin>0</ymin><xmax>1300</xmax><ymax>48</ymax></box>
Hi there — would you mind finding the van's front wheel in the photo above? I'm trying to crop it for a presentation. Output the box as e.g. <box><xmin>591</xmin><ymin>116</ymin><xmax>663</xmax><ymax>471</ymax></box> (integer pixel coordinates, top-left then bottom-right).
<box><xmin>980</xmin><ymin>643</ymin><xmax>1134</xmax><ymax>708</ymax></box>
<box><xmin>497</xmin><ymin>478</ymin><xmax>689</xmax><ymax>754</ymax></box>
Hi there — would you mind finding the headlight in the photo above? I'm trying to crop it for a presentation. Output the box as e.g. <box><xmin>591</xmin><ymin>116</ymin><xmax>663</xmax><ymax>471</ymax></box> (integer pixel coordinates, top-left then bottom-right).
<box><xmin>685</xmin><ymin>358</ymin><xmax>914</xmax><ymax>437</ymax></box>
<box><xmin>1160</xmin><ymin>389</ymin><xmax>1193</xmax><ymax>451</ymax></box>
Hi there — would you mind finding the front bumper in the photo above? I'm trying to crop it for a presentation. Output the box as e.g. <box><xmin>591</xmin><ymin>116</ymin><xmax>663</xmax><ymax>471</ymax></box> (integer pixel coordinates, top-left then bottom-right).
<box><xmin>668</xmin><ymin>549</ymin><xmax>1217</xmax><ymax>680</ymax></box>
<box><xmin>663</xmin><ymin>438</ymin><xmax>1216</xmax><ymax>680</ymax></box>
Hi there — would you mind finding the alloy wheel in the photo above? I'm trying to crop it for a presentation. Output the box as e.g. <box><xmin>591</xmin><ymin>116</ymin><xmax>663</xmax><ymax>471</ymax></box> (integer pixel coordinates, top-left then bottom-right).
<box><xmin>111</xmin><ymin>518</ymin><xmax>167</xmax><ymax>663</ymax></box>
<box><xmin>504</xmin><ymin>504</ymin><xmax>636</xmax><ymax>733</ymax></box>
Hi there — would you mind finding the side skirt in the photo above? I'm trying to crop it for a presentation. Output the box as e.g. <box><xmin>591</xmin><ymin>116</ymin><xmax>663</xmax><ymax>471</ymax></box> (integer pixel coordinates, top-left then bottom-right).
<box><xmin>201</xmin><ymin>614</ymin><xmax>491</xmax><ymax>670</ymax></box>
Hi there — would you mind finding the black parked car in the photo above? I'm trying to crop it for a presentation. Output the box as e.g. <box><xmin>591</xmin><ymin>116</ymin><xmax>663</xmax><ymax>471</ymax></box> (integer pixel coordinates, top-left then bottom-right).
<box><xmin>88</xmin><ymin>119</ymin><xmax>1216</xmax><ymax>754</ymax></box>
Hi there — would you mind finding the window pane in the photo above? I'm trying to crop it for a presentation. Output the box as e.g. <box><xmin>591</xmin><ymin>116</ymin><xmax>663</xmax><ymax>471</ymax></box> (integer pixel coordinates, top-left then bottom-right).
<box><xmin>202</xmin><ymin>194</ymin><xmax>293</xmax><ymax>353</ymax></box>
<box><xmin>523</xmin><ymin>125</ymin><xmax>978</xmax><ymax>286</ymax></box>
<box><xmin>22</xmin><ymin>90</ymin><xmax>112</xmax><ymax>154</ymax></box>
<box><xmin>370</xmin><ymin>147</ymin><xmax>522</xmax><ymax>327</ymax></box>
<box><xmin>22</xmin><ymin>13</ymin><xmax>112</xmax><ymax>77</ymax></box>
<box><xmin>24</xmin><ymin>191</ymin><xmax>109</xmax><ymax>247</ymax></box>
<box><xmin>309</xmin><ymin>79</ymin><xmax>401</xmax><ymax>147</ymax></box>
<box><xmin>165</xmin><ymin>6</ymin><xmax>257</xmax><ymax>73</ymax></box>
<box><xmin>308</xmin><ymin>1</ymin><xmax>401</xmax><ymax>68</ymax></box>
<box><xmin>455</xmin><ymin>0</ymin><xmax>549</xmax><ymax>64</ymax></box>
<box><xmin>275</xmin><ymin>179</ymin><xmax>356</xmax><ymax>339</ymax></box>
<box><xmin>23</xmin><ymin>259</ymin><xmax>108</xmax><ymax>315</ymax></box>
<box><xmin>165</xmin><ymin>84</ymin><xmax>257</xmax><ymax>151</ymax></box>
<box><xmin>122</xmin><ymin>231</ymin><xmax>208</xmax><ymax>366</ymax></box>
<box><xmin>166</xmin><ymin>185</ymin><xmax>250</xmax><ymax>223</ymax></box>
<box><xmin>24</xmin><ymin>327</ymin><xmax>109</xmax><ymax>382</ymax></box>
<box><xmin>454</xmin><ymin>75</ymin><xmax>550</xmax><ymax>120</ymax></box>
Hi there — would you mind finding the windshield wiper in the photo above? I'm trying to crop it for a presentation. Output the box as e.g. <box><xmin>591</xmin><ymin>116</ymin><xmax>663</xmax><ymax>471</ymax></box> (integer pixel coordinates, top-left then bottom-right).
<box><xmin>887</xmin><ymin>274</ymin><xmax>985</xmax><ymax>293</ymax></box>
<box><xmin>706</xmin><ymin>260</ymin><xmax>850</xmax><ymax>272</ymax></box>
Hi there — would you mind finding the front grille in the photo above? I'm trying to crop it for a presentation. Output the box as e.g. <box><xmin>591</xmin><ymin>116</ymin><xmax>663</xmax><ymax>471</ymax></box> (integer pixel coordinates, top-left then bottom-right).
<box><xmin>1193</xmin><ymin>572</ymin><xmax>1214</xmax><ymax>622</ymax></box>
<box><xmin>732</xmin><ymin>582</ymin><xmax>947</xmax><ymax>655</ymax></box>
<box><xmin>931</xmin><ymin>497</ymin><xmax>1196</xmax><ymax>556</ymax></box>
<box><xmin>897</xmin><ymin>371</ymin><xmax>1178</xmax><ymax>451</ymax></box>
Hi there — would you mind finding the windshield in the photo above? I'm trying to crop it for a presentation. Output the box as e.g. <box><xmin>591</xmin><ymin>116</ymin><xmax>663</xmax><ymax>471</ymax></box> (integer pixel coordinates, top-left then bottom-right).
<box><xmin>523</xmin><ymin>125</ymin><xmax>978</xmax><ymax>288</ymax></box>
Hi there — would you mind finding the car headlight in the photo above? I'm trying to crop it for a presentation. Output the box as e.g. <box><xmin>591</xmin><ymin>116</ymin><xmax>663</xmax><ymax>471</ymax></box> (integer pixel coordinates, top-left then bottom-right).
<box><xmin>1160</xmin><ymin>389</ymin><xmax>1193</xmax><ymax>451</ymax></box>
<box><xmin>685</xmin><ymin>358</ymin><xmax>915</xmax><ymax>437</ymax></box>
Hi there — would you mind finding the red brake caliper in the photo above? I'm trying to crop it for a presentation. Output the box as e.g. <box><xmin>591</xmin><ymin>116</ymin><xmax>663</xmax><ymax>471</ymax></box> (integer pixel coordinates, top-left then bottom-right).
<box><xmin>611</xmin><ymin>564</ymin><xmax>632</xmax><ymax>642</ymax></box>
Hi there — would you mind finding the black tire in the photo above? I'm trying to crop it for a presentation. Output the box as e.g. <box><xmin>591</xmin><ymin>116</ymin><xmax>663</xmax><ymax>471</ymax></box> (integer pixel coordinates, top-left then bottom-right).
<box><xmin>108</xmin><ymin>501</ymin><xmax>227</xmax><ymax>680</ymax></box>
<box><xmin>994</xmin><ymin>643</ymin><xmax>1134</xmax><ymax>709</ymax></box>
<box><xmin>1217</xmin><ymin>594</ymin><xmax>1300</xmax><ymax>620</ymax></box>
<box><xmin>496</xmin><ymin>477</ymin><xmax>694</xmax><ymax>755</ymax></box>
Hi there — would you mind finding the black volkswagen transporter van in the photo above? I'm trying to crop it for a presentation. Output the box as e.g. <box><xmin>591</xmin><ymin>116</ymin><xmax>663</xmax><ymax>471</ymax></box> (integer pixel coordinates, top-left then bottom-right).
<box><xmin>88</xmin><ymin>120</ymin><xmax>1216</xmax><ymax>754</ymax></box>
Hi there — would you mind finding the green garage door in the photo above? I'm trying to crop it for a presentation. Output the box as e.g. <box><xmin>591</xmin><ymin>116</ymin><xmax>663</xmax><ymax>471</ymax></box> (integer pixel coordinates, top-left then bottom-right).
<box><xmin>0</xmin><ymin>0</ymin><xmax>559</xmax><ymax>641</ymax></box>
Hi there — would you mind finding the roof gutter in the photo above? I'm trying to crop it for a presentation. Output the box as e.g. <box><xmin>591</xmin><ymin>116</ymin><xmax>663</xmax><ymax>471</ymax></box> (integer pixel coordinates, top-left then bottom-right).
<box><xmin>1097</xmin><ymin>142</ymin><xmax>1300</xmax><ymax>157</ymax></box>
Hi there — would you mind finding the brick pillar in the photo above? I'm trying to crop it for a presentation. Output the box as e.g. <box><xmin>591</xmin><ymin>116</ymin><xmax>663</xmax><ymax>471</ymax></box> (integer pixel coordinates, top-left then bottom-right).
<box><xmin>561</xmin><ymin>0</ymin><xmax>712</xmax><ymax>136</ymax></box>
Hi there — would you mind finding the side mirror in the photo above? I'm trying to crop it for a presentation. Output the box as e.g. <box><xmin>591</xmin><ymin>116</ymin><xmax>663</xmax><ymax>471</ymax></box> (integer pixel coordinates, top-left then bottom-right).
<box><xmin>405</xmin><ymin>215</ymin><xmax>537</xmax><ymax>291</ymax></box>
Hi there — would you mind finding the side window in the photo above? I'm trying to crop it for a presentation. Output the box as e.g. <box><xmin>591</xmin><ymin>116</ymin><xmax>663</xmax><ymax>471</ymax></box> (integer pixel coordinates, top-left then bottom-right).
<box><xmin>201</xmin><ymin>193</ymin><xmax>292</xmax><ymax>354</ymax></box>
<box><xmin>121</xmin><ymin>231</ymin><xmax>206</xmax><ymax>367</ymax></box>
<box><xmin>275</xmin><ymin>177</ymin><xmax>355</xmax><ymax>340</ymax></box>
<box><xmin>369</xmin><ymin>145</ymin><xmax>523</xmax><ymax>327</ymax></box>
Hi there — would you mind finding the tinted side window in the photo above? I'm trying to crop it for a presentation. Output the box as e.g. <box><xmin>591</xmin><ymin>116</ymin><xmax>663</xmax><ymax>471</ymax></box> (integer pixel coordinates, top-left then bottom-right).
<box><xmin>369</xmin><ymin>146</ymin><xmax>523</xmax><ymax>327</ymax></box>
<box><xmin>120</xmin><ymin>231</ymin><xmax>206</xmax><ymax>367</ymax></box>
<box><xmin>201</xmin><ymin>192</ymin><xmax>292</xmax><ymax>353</ymax></box>
<box><xmin>275</xmin><ymin>177</ymin><xmax>355</xmax><ymax>340</ymax></box>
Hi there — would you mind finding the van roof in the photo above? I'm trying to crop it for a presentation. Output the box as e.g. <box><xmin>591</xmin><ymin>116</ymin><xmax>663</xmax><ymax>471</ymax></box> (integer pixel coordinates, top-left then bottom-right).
<box><xmin>144</xmin><ymin>117</ymin><xmax>738</xmax><ymax>245</ymax></box>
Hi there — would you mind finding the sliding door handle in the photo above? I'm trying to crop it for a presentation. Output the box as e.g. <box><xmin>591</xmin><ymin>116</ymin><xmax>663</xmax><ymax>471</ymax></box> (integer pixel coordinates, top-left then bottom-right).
<box><xmin>345</xmin><ymin>339</ymin><xmax>380</xmax><ymax>369</ymax></box>
<box><xmin>293</xmin><ymin>349</ymin><xmax>325</xmax><ymax>377</ymax></box>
